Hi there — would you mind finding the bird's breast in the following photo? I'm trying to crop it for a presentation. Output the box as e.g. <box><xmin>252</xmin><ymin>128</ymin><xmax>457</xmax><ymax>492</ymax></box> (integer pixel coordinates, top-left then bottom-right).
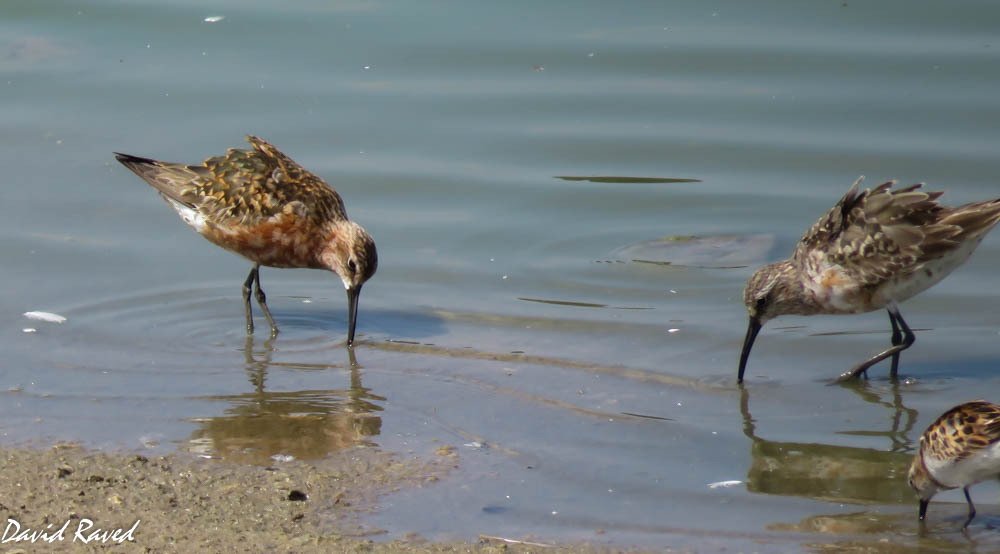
<box><xmin>199</xmin><ymin>217</ymin><xmax>322</xmax><ymax>269</ymax></box>
<box><xmin>804</xmin><ymin>266</ymin><xmax>874</xmax><ymax>314</ymax></box>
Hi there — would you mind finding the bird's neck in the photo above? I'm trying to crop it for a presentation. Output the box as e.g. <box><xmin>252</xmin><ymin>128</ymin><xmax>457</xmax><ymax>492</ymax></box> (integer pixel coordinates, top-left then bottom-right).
<box><xmin>770</xmin><ymin>260</ymin><xmax>828</xmax><ymax>317</ymax></box>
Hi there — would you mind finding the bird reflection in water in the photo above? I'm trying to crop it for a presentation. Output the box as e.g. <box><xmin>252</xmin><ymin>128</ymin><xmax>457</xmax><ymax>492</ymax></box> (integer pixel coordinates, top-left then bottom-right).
<box><xmin>185</xmin><ymin>336</ymin><xmax>384</xmax><ymax>465</ymax></box>
<box><xmin>739</xmin><ymin>382</ymin><xmax>916</xmax><ymax>536</ymax></box>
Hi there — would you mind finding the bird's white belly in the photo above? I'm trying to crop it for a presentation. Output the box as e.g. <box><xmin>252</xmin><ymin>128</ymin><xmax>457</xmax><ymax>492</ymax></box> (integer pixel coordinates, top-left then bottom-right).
<box><xmin>881</xmin><ymin>238</ymin><xmax>983</xmax><ymax>304</ymax></box>
<box><xmin>927</xmin><ymin>441</ymin><xmax>1000</xmax><ymax>489</ymax></box>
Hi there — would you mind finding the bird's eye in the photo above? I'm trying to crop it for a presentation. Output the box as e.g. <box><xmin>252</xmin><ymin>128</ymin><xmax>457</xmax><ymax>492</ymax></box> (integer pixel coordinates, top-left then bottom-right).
<box><xmin>755</xmin><ymin>297</ymin><xmax>767</xmax><ymax>311</ymax></box>
<box><xmin>347</xmin><ymin>260</ymin><xmax>357</xmax><ymax>274</ymax></box>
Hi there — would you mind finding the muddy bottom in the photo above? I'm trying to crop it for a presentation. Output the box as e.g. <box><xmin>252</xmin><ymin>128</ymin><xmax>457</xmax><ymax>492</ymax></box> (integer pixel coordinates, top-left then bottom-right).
<box><xmin>0</xmin><ymin>444</ymin><xmax>617</xmax><ymax>553</ymax></box>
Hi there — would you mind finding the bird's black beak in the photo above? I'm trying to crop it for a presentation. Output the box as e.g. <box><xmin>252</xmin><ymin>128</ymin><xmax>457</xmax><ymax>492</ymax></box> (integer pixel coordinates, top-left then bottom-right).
<box><xmin>346</xmin><ymin>285</ymin><xmax>361</xmax><ymax>346</ymax></box>
<box><xmin>738</xmin><ymin>316</ymin><xmax>762</xmax><ymax>383</ymax></box>
<box><xmin>918</xmin><ymin>499</ymin><xmax>928</xmax><ymax>521</ymax></box>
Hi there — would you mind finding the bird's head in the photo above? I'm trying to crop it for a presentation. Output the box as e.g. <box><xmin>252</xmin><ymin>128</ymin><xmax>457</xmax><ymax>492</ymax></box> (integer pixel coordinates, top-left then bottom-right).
<box><xmin>320</xmin><ymin>221</ymin><xmax>377</xmax><ymax>345</ymax></box>
<box><xmin>738</xmin><ymin>260</ymin><xmax>809</xmax><ymax>382</ymax></box>
<box><xmin>907</xmin><ymin>453</ymin><xmax>939</xmax><ymax>521</ymax></box>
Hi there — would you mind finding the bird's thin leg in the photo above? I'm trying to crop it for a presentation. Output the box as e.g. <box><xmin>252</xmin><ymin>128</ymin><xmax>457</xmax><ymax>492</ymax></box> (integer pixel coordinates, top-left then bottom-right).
<box><xmin>837</xmin><ymin>303</ymin><xmax>914</xmax><ymax>381</ymax></box>
<box><xmin>253</xmin><ymin>266</ymin><xmax>279</xmax><ymax>337</ymax></box>
<box><xmin>888</xmin><ymin>309</ymin><xmax>903</xmax><ymax>378</ymax></box>
<box><xmin>962</xmin><ymin>487</ymin><xmax>977</xmax><ymax>530</ymax></box>
<box><xmin>242</xmin><ymin>266</ymin><xmax>257</xmax><ymax>334</ymax></box>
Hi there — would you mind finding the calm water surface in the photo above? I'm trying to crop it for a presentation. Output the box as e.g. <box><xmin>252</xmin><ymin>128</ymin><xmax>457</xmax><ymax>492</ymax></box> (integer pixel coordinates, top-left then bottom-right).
<box><xmin>4</xmin><ymin>0</ymin><xmax>1000</xmax><ymax>550</ymax></box>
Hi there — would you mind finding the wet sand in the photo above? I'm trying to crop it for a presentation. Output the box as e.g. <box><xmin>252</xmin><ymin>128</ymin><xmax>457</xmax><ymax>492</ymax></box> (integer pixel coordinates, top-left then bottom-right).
<box><xmin>0</xmin><ymin>444</ymin><xmax>616</xmax><ymax>553</ymax></box>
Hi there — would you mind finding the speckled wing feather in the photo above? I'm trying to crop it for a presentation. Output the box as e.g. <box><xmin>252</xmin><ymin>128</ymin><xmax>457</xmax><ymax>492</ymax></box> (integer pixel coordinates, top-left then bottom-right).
<box><xmin>116</xmin><ymin>136</ymin><xmax>347</xmax><ymax>228</ymax></box>
<box><xmin>921</xmin><ymin>401</ymin><xmax>1000</xmax><ymax>463</ymax></box>
<box><xmin>793</xmin><ymin>178</ymin><xmax>1000</xmax><ymax>286</ymax></box>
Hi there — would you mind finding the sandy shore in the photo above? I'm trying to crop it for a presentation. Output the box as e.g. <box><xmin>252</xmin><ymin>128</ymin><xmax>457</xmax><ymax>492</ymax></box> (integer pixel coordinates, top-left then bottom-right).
<box><xmin>0</xmin><ymin>444</ymin><xmax>615</xmax><ymax>553</ymax></box>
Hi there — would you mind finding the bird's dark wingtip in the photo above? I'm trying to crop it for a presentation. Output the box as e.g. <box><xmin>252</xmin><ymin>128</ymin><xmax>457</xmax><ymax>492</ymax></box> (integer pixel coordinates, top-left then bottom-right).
<box><xmin>113</xmin><ymin>152</ymin><xmax>157</xmax><ymax>166</ymax></box>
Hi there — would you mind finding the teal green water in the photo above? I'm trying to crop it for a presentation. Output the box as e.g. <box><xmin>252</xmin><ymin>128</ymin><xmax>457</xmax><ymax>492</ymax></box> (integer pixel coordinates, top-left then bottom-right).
<box><xmin>4</xmin><ymin>0</ymin><xmax>1000</xmax><ymax>549</ymax></box>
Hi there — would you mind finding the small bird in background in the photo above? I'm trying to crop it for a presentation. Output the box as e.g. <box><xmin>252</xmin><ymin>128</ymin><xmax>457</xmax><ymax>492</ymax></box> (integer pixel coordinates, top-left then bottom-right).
<box><xmin>115</xmin><ymin>136</ymin><xmax>377</xmax><ymax>344</ymax></box>
<box><xmin>738</xmin><ymin>177</ymin><xmax>1000</xmax><ymax>383</ymax></box>
<box><xmin>908</xmin><ymin>400</ymin><xmax>1000</xmax><ymax>530</ymax></box>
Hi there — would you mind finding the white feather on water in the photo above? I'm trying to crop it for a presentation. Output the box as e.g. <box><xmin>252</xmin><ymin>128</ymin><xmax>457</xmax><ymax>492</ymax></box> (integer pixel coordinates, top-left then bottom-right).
<box><xmin>707</xmin><ymin>480</ymin><xmax>743</xmax><ymax>489</ymax></box>
<box><xmin>23</xmin><ymin>311</ymin><xmax>67</xmax><ymax>323</ymax></box>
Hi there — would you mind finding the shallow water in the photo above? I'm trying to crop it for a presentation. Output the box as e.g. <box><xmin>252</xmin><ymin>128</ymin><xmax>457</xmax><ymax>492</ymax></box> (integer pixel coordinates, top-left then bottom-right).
<box><xmin>4</xmin><ymin>0</ymin><xmax>1000</xmax><ymax>550</ymax></box>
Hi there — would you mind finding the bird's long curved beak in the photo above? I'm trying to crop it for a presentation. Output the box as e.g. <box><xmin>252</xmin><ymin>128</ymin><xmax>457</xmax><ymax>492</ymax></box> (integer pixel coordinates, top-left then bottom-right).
<box><xmin>346</xmin><ymin>285</ymin><xmax>361</xmax><ymax>346</ymax></box>
<box><xmin>738</xmin><ymin>316</ymin><xmax>762</xmax><ymax>383</ymax></box>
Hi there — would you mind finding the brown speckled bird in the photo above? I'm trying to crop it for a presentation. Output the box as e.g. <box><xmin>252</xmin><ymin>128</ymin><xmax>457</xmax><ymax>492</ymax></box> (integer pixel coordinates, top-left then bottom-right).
<box><xmin>115</xmin><ymin>136</ymin><xmax>377</xmax><ymax>344</ymax></box>
<box><xmin>738</xmin><ymin>177</ymin><xmax>1000</xmax><ymax>382</ymax></box>
<box><xmin>908</xmin><ymin>400</ymin><xmax>1000</xmax><ymax>530</ymax></box>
